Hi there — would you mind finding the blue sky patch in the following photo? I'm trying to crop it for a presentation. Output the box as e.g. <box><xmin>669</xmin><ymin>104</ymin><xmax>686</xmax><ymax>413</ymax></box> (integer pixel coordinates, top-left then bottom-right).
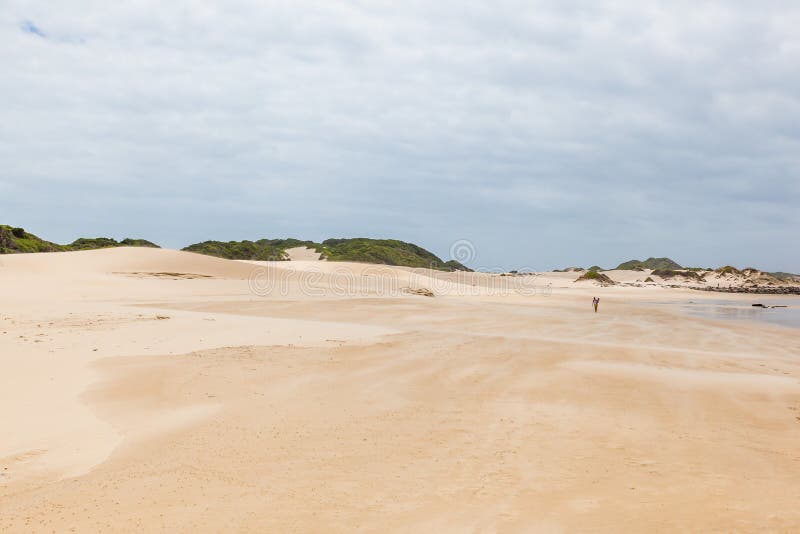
<box><xmin>20</xmin><ymin>20</ymin><xmax>46</xmax><ymax>38</ymax></box>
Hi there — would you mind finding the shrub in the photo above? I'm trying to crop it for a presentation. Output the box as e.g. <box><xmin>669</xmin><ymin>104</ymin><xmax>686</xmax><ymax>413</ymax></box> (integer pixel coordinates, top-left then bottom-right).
<box><xmin>576</xmin><ymin>271</ymin><xmax>615</xmax><ymax>285</ymax></box>
<box><xmin>119</xmin><ymin>238</ymin><xmax>160</xmax><ymax>248</ymax></box>
<box><xmin>715</xmin><ymin>266</ymin><xmax>741</xmax><ymax>276</ymax></box>
<box><xmin>616</xmin><ymin>257</ymin><xmax>683</xmax><ymax>270</ymax></box>
<box><xmin>652</xmin><ymin>269</ymin><xmax>701</xmax><ymax>280</ymax></box>
<box><xmin>68</xmin><ymin>238</ymin><xmax>120</xmax><ymax>250</ymax></box>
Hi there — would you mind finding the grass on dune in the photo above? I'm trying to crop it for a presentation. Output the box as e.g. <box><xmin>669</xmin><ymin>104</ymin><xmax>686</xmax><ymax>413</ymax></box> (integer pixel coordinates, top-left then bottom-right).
<box><xmin>183</xmin><ymin>237</ymin><xmax>473</xmax><ymax>272</ymax></box>
<box><xmin>0</xmin><ymin>225</ymin><xmax>159</xmax><ymax>254</ymax></box>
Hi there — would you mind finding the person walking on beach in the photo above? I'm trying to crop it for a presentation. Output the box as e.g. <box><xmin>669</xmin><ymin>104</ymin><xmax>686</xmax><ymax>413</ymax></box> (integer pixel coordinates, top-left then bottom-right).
<box><xmin>592</xmin><ymin>297</ymin><xmax>599</xmax><ymax>313</ymax></box>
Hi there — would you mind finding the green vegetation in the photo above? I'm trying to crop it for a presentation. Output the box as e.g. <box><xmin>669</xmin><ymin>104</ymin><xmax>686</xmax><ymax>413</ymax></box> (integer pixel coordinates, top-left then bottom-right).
<box><xmin>182</xmin><ymin>237</ymin><xmax>474</xmax><ymax>271</ymax></box>
<box><xmin>0</xmin><ymin>225</ymin><xmax>160</xmax><ymax>254</ymax></box>
<box><xmin>575</xmin><ymin>270</ymin><xmax>615</xmax><ymax>285</ymax></box>
<box><xmin>644</xmin><ymin>276</ymin><xmax>655</xmax><ymax>282</ymax></box>
<box><xmin>616</xmin><ymin>257</ymin><xmax>683</xmax><ymax>270</ymax></box>
<box><xmin>0</xmin><ymin>228</ymin><xmax>473</xmax><ymax>272</ymax></box>
<box><xmin>0</xmin><ymin>225</ymin><xmax>63</xmax><ymax>253</ymax></box>
<box><xmin>120</xmin><ymin>238</ymin><xmax>160</xmax><ymax>248</ymax></box>
<box><xmin>182</xmin><ymin>239</ymin><xmax>315</xmax><ymax>261</ymax></box>
<box><xmin>7</xmin><ymin>225</ymin><xmax>792</xmax><ymax>281</ymax></box>
<box><xmin>69</xmin><ymin>237</ymin><xmax>121</xmax><ymax>250</ymax></box>
<box><xmin>319</xmin><ymin>238</ymin><xmax>471</xmax><ymax>271</ymax></box>
<box><xmin>65</xmin><ymin>237</ymin><xmax>160</xmax><ymax>250</ymax></box>
<box><xmin>715</xmin><ymin>266</ymin><xmax>742</xmax><ymax>276</ymax></box>
<box><xmin>444</xmin><ymin>259</ymin><xmax>472</xmax><ymax>272</ymax></box>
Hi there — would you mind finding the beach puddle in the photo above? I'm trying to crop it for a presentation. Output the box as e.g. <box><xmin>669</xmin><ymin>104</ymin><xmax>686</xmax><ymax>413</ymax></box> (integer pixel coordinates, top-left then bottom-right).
<box><xmin>674</xmin><ymin>298</ymin><xmax>800</xmax><ymax>329</ymax></box>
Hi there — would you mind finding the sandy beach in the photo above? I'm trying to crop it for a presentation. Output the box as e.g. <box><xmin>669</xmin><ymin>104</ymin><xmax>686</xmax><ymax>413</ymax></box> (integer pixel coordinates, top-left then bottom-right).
<box><xmin>2</xmin><ymin>247</ymin><xmax>799</xmax><ymax>531</ymax></box>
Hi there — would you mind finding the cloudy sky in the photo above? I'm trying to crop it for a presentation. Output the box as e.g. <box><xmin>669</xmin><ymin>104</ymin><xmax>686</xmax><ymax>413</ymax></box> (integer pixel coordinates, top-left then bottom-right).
<box><xmin>1</xmin><ymin>1</ymin><xmax>798</xmax><ymax>270</ymax></box>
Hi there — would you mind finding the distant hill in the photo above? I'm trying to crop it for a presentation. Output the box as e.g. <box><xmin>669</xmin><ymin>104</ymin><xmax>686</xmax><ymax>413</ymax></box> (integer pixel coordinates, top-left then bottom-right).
<box><xmin>69</xmin><ymin>237</ymin><xmax>160</xmax><ymax>250</ymax></box>
<box><xmin>183</xmin><ymin>237</ymin><xmax>473</xmax><ymax>272</ymax></box>
<box><xmin>2</xmin><ymin>227</ymin><xmax>471</xmax><ymax>271</ymax></box>
<box><xmin>319</xmin><ymin>238</ymin><xmax>471</xmax><ymax>271</ymax></box>
<box><xmin>0</xmin><ymin>225</ymin><xmax>159</xmax><ymax>254</ymax></box>
<box><xmin>616</xmin><ymin>257</ymin><xmax>683</xmax><ymax>270</ymax></box>
<box><xmin>182</xmin><ymin>239</ymin><xmax>319</xmax><ymax>261</ymax></box>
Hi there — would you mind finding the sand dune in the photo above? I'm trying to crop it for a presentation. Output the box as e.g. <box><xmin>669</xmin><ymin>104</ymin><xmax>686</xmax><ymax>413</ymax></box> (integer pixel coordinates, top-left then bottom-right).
<box><xmin>0</xmin><ymin>246</ymin><xmax>256</xmax><ymax>278</ymax></box>
<box><xmin>2</xmin><ymin>248</ymin><xmax>799</xmax><ymax>531</ymax></box>
<box><xmin>284</xmin><ymin>246</ymin><xmax>323</xmax><ymax>261</ymax></box>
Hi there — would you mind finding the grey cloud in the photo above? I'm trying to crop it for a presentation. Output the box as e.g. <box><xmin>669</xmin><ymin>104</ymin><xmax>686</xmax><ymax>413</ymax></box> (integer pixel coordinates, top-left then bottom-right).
<box><xmin>1</xmin><ymin>0</ymin><xmax>798</xmax><ymax>271</ymax></box>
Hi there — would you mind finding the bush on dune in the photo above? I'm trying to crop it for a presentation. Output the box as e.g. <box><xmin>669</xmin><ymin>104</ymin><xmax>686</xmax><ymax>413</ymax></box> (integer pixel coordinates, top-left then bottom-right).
<box><xmin>320</xmin><ymin>238</ymin><xmax>455</xmax><ymax>270</ymax></box>
<box><xmin>616</xmin><ymin>257</ymin><xmax>683</xmax><ymax>270</ymax></box>
<box><xmin>715</xmin><ymin>266</ymin><xmax>741</xmax><ymax>276</ymax></box>
<box><xmin>0</xmin><ymin>225</ymin><xmax>64</xmax><ymax>253</ymax></box>
<box><xmin>183</xmin><ymin>240</ymin><xmax>288</xmax><ymax>261</ymax></box>
<box><xmin>69</xmin><ymin>237</ymin><xmax>161</xmax><ymax>251</ymax></box>
<box><xmin>119</xmin><ymin>238</ymin><xmax>160</xmax><ymax>248</ymax></box>
<box><xmin>575</xmin><ymin>270</ymin><xmax>615</xmax><ymax>285</ymax></box>
<box><xmin>0</xmin><ymin>225</ymin><xmax>160</xmax><ymax>254</ymax></box>
<box><xmin>182</xmin><ymin>237</ymin><xmax>475</xmax><ymax>272</ymax></box>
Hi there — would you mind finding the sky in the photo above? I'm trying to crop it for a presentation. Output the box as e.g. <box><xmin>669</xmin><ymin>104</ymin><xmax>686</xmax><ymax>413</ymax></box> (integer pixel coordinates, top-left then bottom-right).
<box><xmin>1</xmin><ymin>1</ymin><xmax>799</xmax><ymax>271</ymax></box>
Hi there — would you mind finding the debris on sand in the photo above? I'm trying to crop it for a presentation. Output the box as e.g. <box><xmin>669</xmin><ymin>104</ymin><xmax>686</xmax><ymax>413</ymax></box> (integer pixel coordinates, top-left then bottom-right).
<box><xmin>402</xmin><ymin>287</ymin><xmax>435</xmax><ymax>297</ymax></box>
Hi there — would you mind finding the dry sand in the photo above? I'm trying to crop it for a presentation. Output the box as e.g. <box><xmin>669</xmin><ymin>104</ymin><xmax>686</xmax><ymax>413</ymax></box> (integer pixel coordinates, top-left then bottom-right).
<box><xmin>284</xmin><ymin>246</ymin><xmax>323</xmax><ymax>261</ymax></box>
<box><xmin>1</xmin><ymin>248</ymin><xmax>799</xmax><ymax>531</ymax></box>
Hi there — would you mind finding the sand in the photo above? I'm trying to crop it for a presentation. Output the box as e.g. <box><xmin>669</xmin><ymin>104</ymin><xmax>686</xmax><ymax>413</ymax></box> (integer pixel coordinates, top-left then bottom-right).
<box><xmin>1</xmin><ymin>248</ymin><xmax>799</xmax><ymax>531</ymax></box>
<box><xmin>284</xmin><ymin>246</ymin><xmax>324</xmax><ymax>261</ymax></box>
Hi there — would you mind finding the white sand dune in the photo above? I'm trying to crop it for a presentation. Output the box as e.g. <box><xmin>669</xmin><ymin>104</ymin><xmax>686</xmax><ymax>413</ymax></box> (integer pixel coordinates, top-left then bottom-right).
<box><xmin>284</xmin><ymin>246</ymin><xmax>323</xmax><ymax>261</ymax></box>
<box><xmin>0</xmin><ymin>246</ymin><xmax>256</xmax><ymax>278</ymax></box>
<box><xmin>1</xmin><ymin>248</ymin><xmax>799</xmax><ymax>531</ymax></box>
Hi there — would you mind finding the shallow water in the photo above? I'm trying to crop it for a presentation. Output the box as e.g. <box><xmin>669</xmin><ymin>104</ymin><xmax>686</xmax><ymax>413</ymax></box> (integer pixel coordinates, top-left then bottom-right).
<box><xmin>677</xmin><ymin>297</ymin><xmax>800</xmax><ymax>329</ymax></box>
